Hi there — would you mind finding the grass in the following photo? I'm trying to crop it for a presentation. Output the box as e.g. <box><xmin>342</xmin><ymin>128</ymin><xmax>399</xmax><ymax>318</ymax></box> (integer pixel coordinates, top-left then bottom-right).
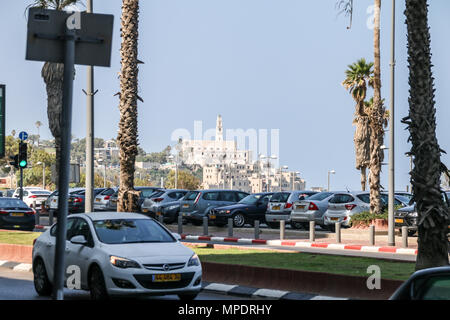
<box><xmin>0</xmin><ymin>230</ymin><xmax>40</xmax><ymax>246</ymax></box>
<box><xmin>192</xmin><ymin>246</ymin><xmax>416</xmax><ymax>281</ymax></box>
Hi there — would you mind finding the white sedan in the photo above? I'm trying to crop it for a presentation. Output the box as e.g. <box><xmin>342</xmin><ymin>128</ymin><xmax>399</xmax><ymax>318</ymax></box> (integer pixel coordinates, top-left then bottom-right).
<box><xmin>32</xmin><ymin>212</ymin><xmax>202</xmax><ymax>300</ymax></box>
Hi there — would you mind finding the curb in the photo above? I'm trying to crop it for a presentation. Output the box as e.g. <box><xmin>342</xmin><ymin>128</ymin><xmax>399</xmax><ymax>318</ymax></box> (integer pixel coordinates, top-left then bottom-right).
<box><xmin>0</xmin><ymin>260</ymin><xmax>33</xmax><ymax>272</ymax></box>
<box><xmin>201</xmin><ymin>282</ymin><xmax>349</xmax><ymax>300</ymax></box>
<box><xmin>181</xmin><ymin>235</ymin><xmax>418</xmax><ymax>255</ymax></box>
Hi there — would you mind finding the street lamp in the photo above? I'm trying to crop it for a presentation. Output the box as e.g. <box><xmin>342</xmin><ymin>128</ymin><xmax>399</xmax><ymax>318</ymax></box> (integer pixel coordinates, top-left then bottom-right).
<box><xmin>327</xmin><ymin>170</ymin><xmax>336</xmax><ymax>191</ymax></box>
<box><xmin>36</xmin><ymin>162</ymin><xmax>46</xmax><ymax>190</ymax></box>
<box><xmin>168</xmin><ymin>154</ymin><xmax>178</xmax><ymax>189</ymax></box>
<box><xmin>260</xmin><ymin>155</ymin><xmax>277</xmax><ymax>192</ymax></box>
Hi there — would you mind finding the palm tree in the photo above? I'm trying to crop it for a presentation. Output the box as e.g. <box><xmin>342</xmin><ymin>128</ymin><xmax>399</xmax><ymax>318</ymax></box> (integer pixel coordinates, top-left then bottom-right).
<box><xmin>403</xmin><ymin>0</ymin><xmax>449</xmax><ymax>269</ymax></box>
<box><xmin>117</xmin><ymin>0</ymin><xmax>142</xmax><ymax>212</ymax></box>
<box><xmin>35</xmin><ymin>120</ymin><xmax>42</xmax><ymax>146</ymax></box>
<box><xmin>342</xmin><ymin>59</ymin><xmax>373</xmax><ymax>191</ymax></box>
<box><xmin>28</xmin><ymin>0</ymin><xmax>81</xmax><ymax>187</ymax></box>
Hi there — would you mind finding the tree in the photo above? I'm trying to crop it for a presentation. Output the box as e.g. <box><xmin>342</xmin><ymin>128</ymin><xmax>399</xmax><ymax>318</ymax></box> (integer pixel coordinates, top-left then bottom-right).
<box><xmin>403</xmin><ymin>0</ymin><xmax>449</xmax><ymax>270</ymax></box>
<box><xmin>35</xmin><ymin>121</ymin><xmax>42</xmax><ymax>146</ymax></box>
<box><xmin>28</xmin><ymin>0</ymin><xmax>81</xmax><ymax>188</ymax></box>
<box><xmin>337</xmin><ymin>0</ymin><xmax>384</xmax><ymax>214</ymax></box>
<box><xmin>117</xmin><ymin>0</ymin><xmax>142</xmax><ymax>212</ymax></box>
<box><xmin>165</xmin><ymin>170</ymin><xmax>200</xmax><ymax>190</ymax></box>
<box><xmin>342</xmin><ymin>59</ymin><xmax>373</xmax><ymax>191</ymax></box>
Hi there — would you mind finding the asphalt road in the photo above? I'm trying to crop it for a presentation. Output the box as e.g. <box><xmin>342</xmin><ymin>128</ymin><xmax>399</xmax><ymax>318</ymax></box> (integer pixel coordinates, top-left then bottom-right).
<box><xmin>0</xmin><ymin>267</ymin><xmax>254</xmax><ymax>301</ymax></box>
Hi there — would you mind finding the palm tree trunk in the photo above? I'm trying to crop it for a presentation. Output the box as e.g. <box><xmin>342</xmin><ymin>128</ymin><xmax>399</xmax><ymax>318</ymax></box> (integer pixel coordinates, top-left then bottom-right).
<box><xmin>42</xmin><ymin>62</ymin><xmax>64</xmax><ymax>188</ymax></box>
<box><xmin>369</xmin><ymin>0</ymin><xmax>384</xmax><ymax>214</ymax></box>
<box><xmin>117</xmin><ymin>0</ymin><xmax>141</xmax><ymax>212</ymax></box>
<box><xmin>403</xmin><ymin>0</ymin><xmax>449</xmax><ymax>270</ymax></box>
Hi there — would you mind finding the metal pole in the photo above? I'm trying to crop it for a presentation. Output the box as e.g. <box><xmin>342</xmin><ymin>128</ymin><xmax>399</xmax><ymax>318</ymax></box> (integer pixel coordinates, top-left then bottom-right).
<box><xmin>327</xmin><ymin>171</ymin><xmax>330</xmax><ymax>192</ymax></box>
<box><xmin>309</xmin><ymin>221</ymin><xmax>315</xmax><ymax>242</ymax></box>
<box><xmin>53</xmin><ymin>26</ymin><xmax>76</xmax><ymax>301</ymax></box>
<box><xmin>254</xmin><ymin>220</ymin><xmax>260</xmax><ymax>239</ymax></box>
<box><xmin>42</xmin><ymin>163</ymin><xmax>46</xmax><ymax>190</ymax></box>
<box><xmin>280</xmin><ymin>220</ymin><xmax>285</xmax><ymax>240</ymax></box>
<box><xmin>178</xmin><ymin>215</ymin><xmax>183</xmax><ymax>234</ymax></box>
<box><xmin>388</xmin><ymin>0</ymin><xmax>396</xmax><ymax>247</ymax></box>
<box><xmin>370</xmin><ymin>225</ymin><xmax>375</xmax><ymax>246</ymax></box>
<box><xmin>335</xmin><ymin>222</ymin><xmax>341</xmax><ymax>243</ymax></box>
<box><xmin>19</xmin><ymin>167</ymin><xmax>23</xmax><ymax>200</ymax></box>
<box><xmin>103</xmin><ymin>164</ymin><xmax>106</xmax><ymax>188</ymax></box>
<box><xmin>175</xmin><ymin>155</ymin><xmax>178</xmax><ymax>189</ymax></box>
<box><xmin>85</xmin><ymin>0</ymin><xmax>95</xmax><ymax>213</ymax></box>
<box><xmin>228</xmin><ymin>218</ymin><xmax>233</xmax><ymax>237</ymax></box>
<box><xmin>402</xmin><ymin>226</ymin><xmax>408</xmax><ymax>248</ymax></box>
<box><xmin>203</xmin><ymin>216</ymin><xmax>208</xmax><ymax>236</ymax></box>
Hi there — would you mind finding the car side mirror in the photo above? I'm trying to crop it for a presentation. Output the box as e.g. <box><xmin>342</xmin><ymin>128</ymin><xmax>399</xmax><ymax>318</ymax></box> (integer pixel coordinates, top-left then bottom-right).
<box><xmin>172</xmin><ymin>233</ymin><xmax>182</xmax><ymax>241</ymax></box>
<box><xmin>70</xmin><ymin>235</ymin><xmax>87</xmax><ymax>245</ymax></box>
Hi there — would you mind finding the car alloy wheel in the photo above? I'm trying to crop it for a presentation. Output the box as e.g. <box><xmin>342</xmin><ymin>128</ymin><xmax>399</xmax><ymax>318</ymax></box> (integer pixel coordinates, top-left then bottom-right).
<box><xmin>33</xmin><ymin>258</ymin><xmax>52</xmax><ymax>296</ymax></box>
<box><xmin>233</xmin><ymin>213</ymin><xmax>245</xmax><ymax>228</ymax></box>
<box><xmin>89</xmin><ymin>266</ymin><xmax>108</xmax><ymax>300</ymax></box>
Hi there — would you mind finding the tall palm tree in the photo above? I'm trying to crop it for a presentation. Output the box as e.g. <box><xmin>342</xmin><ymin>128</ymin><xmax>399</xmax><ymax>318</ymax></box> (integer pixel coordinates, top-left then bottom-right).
<box><xmin>28</xmin><ymin>0</ymin><xmax>81</xmax><ymax>187</ymax></box>
<box><xmin>117</xmin><ymin>0</ymin><xmax>142</xmax><ymax>212</ymax></box>
<box><xmin>403</xmin><ymin>0</ymin><xmax>449</xmax><ymax>270</ymax></box>
<box><xmin>35</xmin><ymin>120</ymin><xmax>42</xmax><ymax>146</ymax></box>
<box><xmin>337</xmin><ymin>0</ymin><xmax>384</xmax><ymax>215</ymax></box>
<box><xmin>342</xmin><ymin>59</ymin><xmax>373</xmax><ymax>191</ymax></box>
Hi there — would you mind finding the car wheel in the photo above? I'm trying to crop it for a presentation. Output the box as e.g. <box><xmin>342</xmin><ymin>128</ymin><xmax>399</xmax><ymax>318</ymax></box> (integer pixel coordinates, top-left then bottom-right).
<box><xmin>178</xmin><ymin>293</ymin><xmax>199</xmax><ymax>300</ymax></box>
<box><xmin>89</xmin><ymin>265</ymin><xmax>109</xmax><ymax>300</ymax></box>
<box><xmin>266</xmin><ymin>222</ymin><xmax>279</xmax><ymax>229</ymax></box>
<box><xmin>33</xmin><ymin>258</ymin><xmax>52</xmax><ymax>296</ymax></box>
<box><xmin>233</xmin><ymin>213</ymin><xmax>246</xmax><ymax>228</ymax></box>
<box><xmin>290</xmin><ymin>221</ymin><xmax>303</xmax><ymax>230</ymax></box>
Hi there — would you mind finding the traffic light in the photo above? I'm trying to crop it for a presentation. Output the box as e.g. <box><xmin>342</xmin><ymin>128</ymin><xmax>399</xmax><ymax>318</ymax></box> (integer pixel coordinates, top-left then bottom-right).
<box><xmin>18</xmin><ymin>142</ymin><xmax>28</xmax><ymax>168</ymax></box>
<box><xmin>9</xmin><ymin>154</ymin><xmax>19</xmax><ymax>169</ymax></box>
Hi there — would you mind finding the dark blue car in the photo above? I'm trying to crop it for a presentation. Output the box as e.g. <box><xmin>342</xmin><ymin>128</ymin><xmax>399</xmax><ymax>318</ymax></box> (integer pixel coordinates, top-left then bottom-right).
<box><xmin>209</xmin><ymin>193</ymin><xmax>273</xmax><ymax>228</ymax></box>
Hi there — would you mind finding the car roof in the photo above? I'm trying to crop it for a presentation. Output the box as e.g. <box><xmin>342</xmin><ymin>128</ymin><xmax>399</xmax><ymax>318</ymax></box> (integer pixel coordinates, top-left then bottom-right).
<box><xmin>72</xmin><ymin>212</ymin><xmax>151</xmax><ymax>221</ymax></box>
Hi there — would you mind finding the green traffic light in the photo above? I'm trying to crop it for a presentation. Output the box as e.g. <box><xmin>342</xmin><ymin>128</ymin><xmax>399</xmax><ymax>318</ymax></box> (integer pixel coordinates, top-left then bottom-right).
<box><xmin>19</xmin><ymin>160</ymin><xmax>27</xmax><ymax>168</ymax></box>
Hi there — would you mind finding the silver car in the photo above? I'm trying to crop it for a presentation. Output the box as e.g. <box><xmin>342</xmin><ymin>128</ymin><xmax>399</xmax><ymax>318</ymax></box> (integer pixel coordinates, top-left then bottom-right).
<box><xmin>265</xmin><ymin>191</ymin><xmax>317</xmax><ymax>228</ymax></box>
<box><xmin>94</xmin><ymin>188</ymin><xmax>118</xmax><ymax>211</ymax></box>
<box><xmin>290</xmin><ymin>191</ymin><xmax>337</xmax><ymax>230</ymax></box>
<box><xmin>141</xmin><ymin>189</ymin><xmax>188</xmax><ymax>218</ymax></box>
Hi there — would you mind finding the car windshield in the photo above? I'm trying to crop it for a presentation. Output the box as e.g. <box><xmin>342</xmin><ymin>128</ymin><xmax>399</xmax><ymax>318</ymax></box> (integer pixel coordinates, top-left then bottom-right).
<box><xmin>307</xmin><ymin>192</ymin><xmax>333</xmax><ymax>201</ymax></box>
<box><xmin>93</xmin><ymin>219</ymin><xmax>175</xmax><ymax>244</ymax></box>
<box><xmin>239</xmin><ymin>194</ymin><xmax>263</xmax><ymax>205</ymax></box>
<box><xmin>270</xmin><ymin>192</ymin><xmax>290</xmax><ymax>203</ymax></box>
<box><xmin>184</xmin><ymin>191</ymin><xmax>200</xmax><ymax>201</ymax></box>
<box><xmin>0</xmin><ymin>199</ymin><xmax>29</xmax><ymax>210</ymax></box>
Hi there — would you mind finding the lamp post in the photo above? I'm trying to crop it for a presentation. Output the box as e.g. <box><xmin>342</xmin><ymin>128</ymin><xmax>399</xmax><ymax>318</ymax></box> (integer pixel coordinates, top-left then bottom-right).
<box><xmin>98</xmin><ymin>159</ymin><xmax>106</xmax><ymax>188</ymax></box>
<box><xmin>327</xmin><ymin>170</ymin><xmax>336</xmax><ymax>191</ymax></box>
<box><xmin>260</xmin><ymin>155</ymin><xmax>277</xmax><ymax>192</ymax></box>
<box><xmin>36</xmin><ymin>162</ymin><xmax>46</xmax><ymax>190</ymax></box>
<box><xmin>168</xmin><ymin>155</ymin><xmax>178</xmax><ymax>189</ymax></box>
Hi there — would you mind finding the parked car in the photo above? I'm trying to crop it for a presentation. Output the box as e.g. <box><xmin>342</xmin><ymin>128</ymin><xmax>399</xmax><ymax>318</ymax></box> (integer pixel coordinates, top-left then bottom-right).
<box><xmin>32</xmin><ymin>212</ymin><xmax>202</xmax><ymax>300</ymax></box>
<box><xmin>0</xmin><ymin>197</ymin><xmax>35</xmax><ymax>231</ymax></box>
<box><xmin>265</xmin><ymin>191</ymin><xmax>318</xmax><ymax>228</ymax></box>
<box><xmin>45</xmin><ymin>188</ymin><xmax>84</xmax><ymax>216</ymax></box>
<box><xmin>395</xmin><ymin>191</ymin><xmax>449</xmax><ymax>236</ymax></box>
<box><xmin>94</xmin><ymin>188</ymin><xmax>118</xmax><ymax>212</ymax></box>
<box><xmin>180</xmin><ymin>190</ymin><xmax>249</xmax><ymax>226</ymax></box>
<box><xmin>22</xmin><ymin>190</ymin><xmax>52</xmax><ymax>210</ymax></box>
<box><xmin>390</xmin><ymin>266</ymin><xmax>450</xmax><ymax>300</ymax></box>
<box><xmin>209</xmin><ymin>192</ymin><xmax>273</xmax><ymax>228</ymax></box>
<box><xmin>105</xmin><ymin>187</ymin><xmax>164</xmax><ymax>212</ymax></box>
<box><xmin>45</xmin><ymin>188</ymin><xmax>105</xmax><ymax>216</ymax></box>
<box><xmin>290</xmin><ymin>191</ymin><xmax>337</xmax><ymax>230</ymax></box>
<box><xmin>12</xmin><ymin>187</ymin><xmax>44</xmax><ymax>198</ymax></box>
<box><xmin>141</xmin><ymin>189</ymin><xmax>188</xmax><ymax>220</ymax></box>
<box><xmin>323</xmin><ymin>191</ymin><xmax>409</xmax><ymax>230</ymax></box>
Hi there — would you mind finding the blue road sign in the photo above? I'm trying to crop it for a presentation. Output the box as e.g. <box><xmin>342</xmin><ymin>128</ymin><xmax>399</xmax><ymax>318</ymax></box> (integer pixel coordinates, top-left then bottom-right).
<box><xmin>19</xmin><ymin>131</ymin><xmax>28</xmax><ymax>141</ymax></box>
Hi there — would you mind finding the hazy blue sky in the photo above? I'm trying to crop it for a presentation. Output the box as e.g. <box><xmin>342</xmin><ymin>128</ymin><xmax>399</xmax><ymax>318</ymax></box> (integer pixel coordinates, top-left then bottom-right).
<box><xmin>1</xmin><ymin>0</ymin><xmax>449</xmax><ymax>191</ymax></box>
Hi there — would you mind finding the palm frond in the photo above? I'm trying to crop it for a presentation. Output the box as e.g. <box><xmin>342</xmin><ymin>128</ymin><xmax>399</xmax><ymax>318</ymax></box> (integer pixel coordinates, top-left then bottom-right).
<box><xmin>336</xmin><ymin>0</ymin><xmax>354</xmax><ymax>29</ymax></box>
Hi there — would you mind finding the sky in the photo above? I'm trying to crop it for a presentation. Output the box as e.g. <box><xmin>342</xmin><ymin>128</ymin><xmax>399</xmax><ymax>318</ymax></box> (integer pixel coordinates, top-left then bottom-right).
<box><xmin>0</xmin><ymin>0</ymin><xmax>449</xmax><ymax>192</ymax></box>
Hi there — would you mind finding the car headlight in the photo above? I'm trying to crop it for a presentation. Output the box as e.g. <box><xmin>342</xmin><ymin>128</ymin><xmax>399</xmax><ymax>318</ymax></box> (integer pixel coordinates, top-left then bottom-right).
<box><xmin>187</xmin><ymin>254</ymin><xmax>200</xmax><ymax>267</ymax></box>
<box><xmin>167</xmin><ymin>204</ymin><xmax>179</xmax><ymax>210</ymax></box>
<box><xmin>110</xmin><ymin>256</ymin><xmax>141</xmax><ymax>269</ymax></box>
<box><xmin>219</xmin><ymin>210</ymin><xmax>231</xmax><ymax>214</ymax></box>
<box><xmin>408</xmin><ymin>212</ymin><xmax>418</xmax><ymax>218</ymax></box>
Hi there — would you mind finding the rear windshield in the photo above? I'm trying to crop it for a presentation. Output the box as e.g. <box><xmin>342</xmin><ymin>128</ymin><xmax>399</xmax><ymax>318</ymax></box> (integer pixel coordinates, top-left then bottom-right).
<box><xmin>270</xmin><ymin>192</ymin><xmax>290</xmax><ymax>203</ymax></box>
<box><xmin>100</xmin><ymin>189</ymin><xmax>116</xmax><ymax>196</ymax></box>
<box><xmin>329</xmin><ymin>194</ymin><xmax>355</xmax><ymax>204</ymax></box>
<box><xmin>357</xmin><ymin>194</ymin><xmax>371</xmax><ymax>204</ymax></box>
<box><xmin>0</xmin><ymin>199</ymin><xmax>29</xmax><ymax>209</ymax></box>
<box><xmin>140</xmin><ymin>189</ymin><xmax>160</xmax><ymax>198</ymax></box>
<box><xmin>184</xmin><ymin>191</ymin><xmax>200</xmax><ymax>201</ymax></box>
<box><xmin>150</xmin><ymin>191</ymin><xmax>165</xmax><ymax>198</ymax></box>
<box><xmin>307</xmin><ymin>192</ymin><xmax>334</xmax><ymax>201</ymax></box>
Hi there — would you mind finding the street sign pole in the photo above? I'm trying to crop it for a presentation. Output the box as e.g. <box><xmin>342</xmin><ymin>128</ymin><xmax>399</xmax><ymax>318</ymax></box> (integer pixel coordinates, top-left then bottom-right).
<box><xmin>52</xmin><ymin>26</ymin><xmax>76</xmax><ymax>301</ymax></box>
<box><xmin>19</xmin><ymin>167</ymin><xmax>23</xmax><ymax>200</ymax></box>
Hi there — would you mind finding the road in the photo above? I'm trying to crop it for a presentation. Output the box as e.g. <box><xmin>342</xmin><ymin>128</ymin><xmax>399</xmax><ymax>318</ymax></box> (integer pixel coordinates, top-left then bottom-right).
<box><xmin>0</xmin><ymin>267</ymin><xmax>256</xmax><ymax>300</ymax></box>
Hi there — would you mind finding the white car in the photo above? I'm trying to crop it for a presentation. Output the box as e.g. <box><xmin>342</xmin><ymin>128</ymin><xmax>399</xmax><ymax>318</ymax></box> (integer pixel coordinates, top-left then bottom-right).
<box><xmin>32</xmin><ymin>212</ymin><xmax>202</xmax><ymax>300</ymax></box>
<box><xmin>12</xmin><ymin>187</ymin><xmax>44</xmax><ymax>199</ymax></box>
<box><xmin>22</xmin><ymin>190</ymin><xmax>52</xmax><ymax>209</ymax></box>
<box><xmin>94</xmin><ymin>188</ymin><xmax>117</xmax><ymax>211</ymax></box>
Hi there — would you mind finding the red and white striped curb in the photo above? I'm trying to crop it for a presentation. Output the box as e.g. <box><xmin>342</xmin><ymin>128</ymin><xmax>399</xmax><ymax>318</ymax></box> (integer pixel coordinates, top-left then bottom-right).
<box><xmin>180</xmin><ymin>235</ymin><xmax>418</xmax><ymax>255</ymax></box>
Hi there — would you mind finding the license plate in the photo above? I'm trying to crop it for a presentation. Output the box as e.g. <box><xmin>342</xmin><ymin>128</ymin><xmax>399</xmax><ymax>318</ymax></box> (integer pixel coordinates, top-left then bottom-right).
<box><xmin>296</xmin><ymin>205</ymin><xmax>305</xmax><ymax>210</ymax></box>
<box><xmin>11</xmin><ymin>213</ymin><xmax>24</xmax><ymax>217</ymax></box>
<box><xmin>331</xmin><ymin>217</ymin><xmax>339</xmax><ymax>221</ymax></box>
<box><xmin>395</xmin><ymin>219</ymin><xmax>404</xmax><ymax>224</ymax></box>
<box><xmin>153</xmin><ymin>273</ymin><xmax>181</xmax><ymax>282</ymax></box>
<box><xmin>96</xmin><ymin>199</ymin><xmax>101</xmax><ymax>202</ymax></box>
<box><xmin>209</xmin><ymin>215</ymin><xmax>216</xmax><ymax>219</ymax></box>
<box><xmin>272</xmin><ymin>206</ymin><xmax>280</xmax><ymax>210</ymax></box>
<box><xmin>183</xmin><ymin>204</ymin><xmax>189</xmax><ymax>208</ymax></box>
